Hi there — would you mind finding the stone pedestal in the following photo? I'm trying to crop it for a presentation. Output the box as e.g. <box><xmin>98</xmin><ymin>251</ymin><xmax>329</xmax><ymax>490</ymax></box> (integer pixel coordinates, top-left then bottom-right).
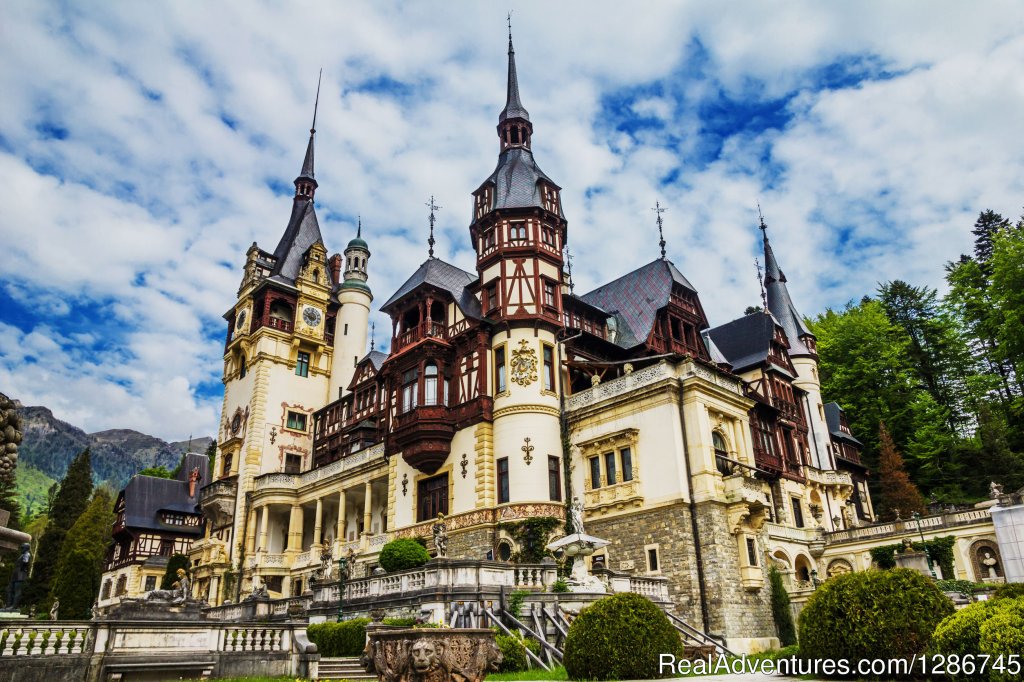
<box><xmin>99</xmin><ymin>598</ymin><xmax>207</xmax><ymax>621</ymax></box>
<box><xmin>895</xmin><ymin>551</ymin><xmax>941</xmax><ymax>579</ymax></box>
<box><xmin>362</xmin><ymin>627</ymin><xmax>502</xmax><ymax>682</ymax></box>
<box><xmin>992</xmin><ymin>497</ymin><xmax>1024</xmax><ymax>583</ymax></box>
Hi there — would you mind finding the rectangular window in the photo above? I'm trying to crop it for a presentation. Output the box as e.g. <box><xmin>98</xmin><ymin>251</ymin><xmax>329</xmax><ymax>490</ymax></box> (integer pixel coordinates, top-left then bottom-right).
<box><xmin>589</xmin><ymin>456</ymin><xmax>601</xmax><ymax>489</ymax></box>
<box><xmin>295</xmin><ymin>351</ymin><xmax>310</xmax><ymax>377</ymax></box>
<box><xmin>495</xmin><ymin>346</ymin><xmax>506</xmax><ymax>393</ymax></box>
<box><xmin>418</xmin><ymin>473</ymin><xmax>449</xmax><ymax>522</ymax></box>
<box><xmin>344</xmin><ymin>323</ymin><xmax>349</xmax><ymax>335</ymax></box>
<box><xmin>509</xmin><ymin>221</ymin><xmax>527</xmax><ymax>242</ymax></box>
<box><xmin>541</xmin><ymin>226</ymin><xmax>556</xmax><ymax>246</ymax></box>
<box><xmin>286</xmin><ymin>411</ymin><xmax>307</xmax><ymax>431</ymax></box>
<box><xmin>604</xmin><ymin>451</ymin><xmax>617</xmax><ymax>485</ymax></box>
<box><xmin>647</xmin><ymin>548</ymin><xmax>659</xmax><ymax>572</ymax></box>
<box><xmin>485</xmin><ymin>282</ymin><xmax>499</xmax><ymax>312</ymax></box>
<box><xmin>497</xmin><ymin>458</ymin><xmax>510</xmax><ymax>504</ymax></box>
<box><xmin>144</xmin><ymin>575</ymin><xmax>157</xmax><ymax>592</ymax></box>
<box><xmin>746</xmin><ymin>537</ymin><xmax>758</xmax><ymax>566</ymax></box>
<box><xmin>221</xmin><ymin>452</ymin><xmax>233</xmax><ymax>477</ymax></box>
<box><xmin>402</xmin><ymin>368</ymin><xmax>418</xmax><ymax>412</ymax></box>
<box><xmin>284</xmin><ymin>453</ymin><xmax>302</xmax><ymax>474</ymax></box>
<box><xmin>543</xmin><ymin>281</ymin><xmax>557</xmax><ymax>308</ymax></box>
<box><xmin>548</xmin><ymin>456</ymin><xmax>561</xmax><ymax>501</ymax></box>
<box><xmin>621</xmin><ymin>447</ymin><xmax>633</xmax><ymax>482</ymax></box>
<box><xmin>792</xmin><ymin>497</ymin><xmax>805</xmax><ymax>528</ymax></box>
<box><xmin>543</xmin><ymin>344</ymin><xmax>555</xmax><ymax>391</ymax></box>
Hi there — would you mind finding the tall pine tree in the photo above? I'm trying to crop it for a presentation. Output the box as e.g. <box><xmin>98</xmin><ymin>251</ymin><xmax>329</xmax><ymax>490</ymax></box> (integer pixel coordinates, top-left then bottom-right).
<box><xmin>877</xmin><ymin>422</ymin><xmax>925</xmax><ymax>520</ymax></box>
<box><xmin>50</xmin><ymin>488</ymin><xmax>114</xmax><ymax>619</ymax></box>
<box><xmin>22</xmin><ymin>448</ymin><xmax>93</xmax><ymax>608</ymax></box>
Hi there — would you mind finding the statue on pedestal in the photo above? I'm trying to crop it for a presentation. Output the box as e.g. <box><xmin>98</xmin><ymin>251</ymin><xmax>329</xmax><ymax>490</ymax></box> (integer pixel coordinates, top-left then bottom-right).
<box><xmin>146</xmin><ymin>568</ymin><xmax>191</xmax><ymax>604</ymax></box>
<box><xmin>4</xmin><ymin>543</ymin><xmax>31</xmax><ymax>609</ymax></box>
<box><xmin>432</xmin><ymin>514</ymin><xmax>448</xmax><ymax>559</ymax></box>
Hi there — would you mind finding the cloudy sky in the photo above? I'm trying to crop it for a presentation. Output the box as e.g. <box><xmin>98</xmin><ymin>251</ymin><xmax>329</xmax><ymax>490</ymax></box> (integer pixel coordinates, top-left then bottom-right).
<box><xmin>2</xmin><ymin>1</ymin><xmax>1023</xmax><ymax>441</ymax></box>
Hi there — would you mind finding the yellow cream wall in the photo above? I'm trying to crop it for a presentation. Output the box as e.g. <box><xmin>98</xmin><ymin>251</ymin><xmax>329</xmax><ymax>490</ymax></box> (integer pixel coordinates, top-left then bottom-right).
<box><xmin>329</xmin><ymin>289</ymin><xmax>372</xmax><ymax>399</ymax></box>
<box><xmin>390</xmin><ymin>426</ymin><xmax>480</xmax><ymax>530</ymax></box>
<box><xmin>792</xmin><ymin>357</ymin><xmax>832</xmax><ymax>470</ymax></box>
<box><xmin>491</xmin><ymin>328</ymin><xmax>562</xmax><ymax>504</ymax></box>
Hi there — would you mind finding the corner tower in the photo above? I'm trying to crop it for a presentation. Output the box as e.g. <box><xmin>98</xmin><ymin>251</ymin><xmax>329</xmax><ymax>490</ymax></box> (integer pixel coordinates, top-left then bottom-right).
<box><xmin>761</xmin><ymin>218</ymin><xmax>831</xmax><ymax>470</ymax></box>
<box><xmin>468</xmin><ymin>32</ymin><xmax>567</xmax><ymax>509</ymax></box>
<box><xmin>329</xmin><ymin>221</ymin><xmax>373</xmax><ymax>399</ymax></box>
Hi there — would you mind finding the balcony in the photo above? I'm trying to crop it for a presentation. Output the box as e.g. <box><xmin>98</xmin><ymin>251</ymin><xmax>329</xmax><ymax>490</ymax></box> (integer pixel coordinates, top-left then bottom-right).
<box><xmin>389</xmin><ymin>405</ymin><xmax>456</xmax><ymax>474</ymax></box>
<box><xmin>584</xmin><ymin>479</ymin><xmax>643</xmax><ymax>516</ymax></box>
<box><xmin>804</xmin><ymin>467</ymin><xmax>853</xmax><ymax>491</ymax></box>
<box><xmin>722</xmin><ymin>472</ymin><xmax>769</xmax><ymax>507</ymax></box>
<box><xmin>393</xmin><ymin>321</ymin><xmax>448</xmax><ymax>353</ymax></box>
<box><xmin>772</xmin><ymin>396</ymin><xmax>800</xmax><ymax>421</ymax></box>
<box><xmin>199</xmin><ymin>475</ymin><xmax>238</xmax><ymax>528</ymax></box>
<box><xmin>826</xmin><ymin>508</ymin><xmax>992</xmax><ymax>545</ymax></box>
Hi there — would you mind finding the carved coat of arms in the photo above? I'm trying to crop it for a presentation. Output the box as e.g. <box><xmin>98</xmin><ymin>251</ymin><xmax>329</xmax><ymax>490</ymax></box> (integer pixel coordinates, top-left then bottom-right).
<box><xmin>510</xmin><ymin>339</ymin><xmax>538</xmax><ymax>386</ymax></box>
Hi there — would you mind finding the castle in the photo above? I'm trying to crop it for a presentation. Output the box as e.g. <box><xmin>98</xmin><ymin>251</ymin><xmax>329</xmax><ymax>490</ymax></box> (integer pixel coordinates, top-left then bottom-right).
<box><xmin>182</xmin><ymin>34</ymin><xmax>882</xmax><ymax>650</ymax></box>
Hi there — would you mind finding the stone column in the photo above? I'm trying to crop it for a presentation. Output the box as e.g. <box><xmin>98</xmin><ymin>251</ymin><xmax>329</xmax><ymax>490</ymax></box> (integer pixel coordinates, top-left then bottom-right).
<box><xmin>210</xmin><ymin>576</ymin><xmax>220</xmax><ymax>605</ymax></box>
<box><xmin>257</xmin><ymin>506</ymin><xmax>270</xmax><ymax>553</ymax></box>
<box><xmin>246</xmin><ymin>506</ymin><xmax>259</xmax><ymax>554</ymax></box>
<box><xmin>313</xmin><ymin>497</ymin><xmax>324</xmax><ymax>546</ymax></box>
<box><xmin>363</xmin><ymin>481</ymin><xmax>373</xmax><ymax>536</ymax></box>
<box><xmin>336</xmin><ymin>489</ymin><xmax>347</xmax><ymax>543</ymax></box>
<box><xmin>287</xmin><ymin>504</ymin><xmax>304</xmax><ymax>552</ymax></box>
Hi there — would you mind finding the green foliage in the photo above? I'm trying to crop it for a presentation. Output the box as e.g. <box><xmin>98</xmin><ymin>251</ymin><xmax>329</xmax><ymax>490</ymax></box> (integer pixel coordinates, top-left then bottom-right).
<box><xmin>550</xmin><ymin>578</ymin><xmax>569</xmax><ymax>593</ymax></box>
<box><xmin>768</xmin><ymin>566</ymin><xmax>797</xmax><ymax>647</ymax></box>
<box><xmin>307</xmin><ymin>618</ymin><xmax>371</xmax><ymax>657</ymax></box>
<box><xmin>381</xmin><ymin>617</ymin><xmax>417</xmax><ymax>626</ymax></box>
<box><xmin>870</xmin><ymin>544</ymin><xmax>899</xmax><ymax>569</ymax></box>
<box><xmin>137</xmin><ymin>466</ymin><xmax>172</xmax><ymax>478</ymax></box>
<box><xmin>161</xmin><ymin>553</ymin><xmax>190</xmax><ymax>590</ymax></box>
<box><xmin>798</xmin><ymin>568</ymin><xmax>953</xmax><ymax>668</ymax></box>
<box><xmin>14</xmin><ymin>464</ymin><xmax>56</xmax><ymax>518</ymax></box>
<box><xmin>563</xmin><ymin>593</ymin><xmax>683</xmax><ymax>681</ymax></box>
<box><xmin>378</xmin><ymin>538</ymin><xmax>430</xmax><ymax>572</ymax></box>
<box><xmin>497</xmin><ymin>517</ymin><xmax>561</xmax><ymax>563</ymax></box>
<box><xmin>23</xmin><ymin>448</ymin><xmax>93</xmax><ymax>607</ymax></box>
<box><xmin>488</xmin><ymin>665</ymin><xmax>568</xmax><ymax>681</ymax></box>
<box><xmin>936</xmin><ymin>579</ymin><xmax>981</xmax><ymax>598</ymax></box>
<box><xmin>867</xmin><ymin>536</ymin><xmax>955</xmax><ymax>578</ymax></box>
<box><xmin>496</xmin><ymin>633</ymin><xmax>541</xmax><ymax>672</ymax></box>
<box><xmin>994</xmin><ymin>583</ymin><xmax>1024</xmax><ymax>600</ymax></box>
<box><xmin>932</xmin><ymin>597</ymin><xmax>1024</xmax><ymax>681</ymax></box>
<box><xmin>506</xmin><ymin>590</ymin><xmax>528</xmax><ymax>618</ymax></box>
<box><xmin>205</xmin><ymin>441</ymin><xmax>217</xmax><ymax>479</ymax></box>
<box><xmin>50</xmin><ymin>489</ymin><xmax>115</xmax><ymax>618</ymax></box>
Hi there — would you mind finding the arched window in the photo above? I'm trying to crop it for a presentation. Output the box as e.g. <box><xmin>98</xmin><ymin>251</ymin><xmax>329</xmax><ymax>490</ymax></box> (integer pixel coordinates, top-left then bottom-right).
<box><xmin>713</xmin><ymin>431</ymin><xmax>731</xmax><ymax>475</ymax></box>
<box><xmin>424</xmin><ymin>363</ymin><xmax>438</xmax><ymax>406</ymax></box>
<box><xmin>238</xmin><ymin>355</ymin><xmax>246</xmax><ymax>379</ymax></box>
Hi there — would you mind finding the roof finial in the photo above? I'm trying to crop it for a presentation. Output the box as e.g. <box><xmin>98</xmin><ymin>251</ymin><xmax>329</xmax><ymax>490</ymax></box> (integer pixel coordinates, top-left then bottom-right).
<box><xmin>755</xmin><ymin>258</ymin><xmax>768</xmax><ymax>313</ymax></box>
<box><xmin>652</xmin><ymin>201</ymin><xmax>667</xmax><ymax>259</ymax></box>
<box><xmin>507</xmin><ymin>10</ymin><xmax>513</xmax><ymax>42</ymax></box>
<box><xmin>311</xmin><ymin>68</ymin><xmax>322</xmax><ymax>134</ymax></box>
<box><xmin>757</xmin><ymin>202</ymin><xmax>767</xmax><ymax>233</ymax></box>
<box><xmin>565</xmin><ymin>246</ymin><xmax>575</xmax><ymax>294</ymax></box>
<box><xmin>426</xmin><ymin>195</ymin><xmax>442</xmax><ymax>258</ymax></box>
<box><xmin>370</xmin><ymin>321</ymin><xmax>376</xmax><ymax>352</ymax></box>
<box><xmin>357</xmin><ymin>215</ymin><xmax>362</xmax><ymax>238</ymax></box>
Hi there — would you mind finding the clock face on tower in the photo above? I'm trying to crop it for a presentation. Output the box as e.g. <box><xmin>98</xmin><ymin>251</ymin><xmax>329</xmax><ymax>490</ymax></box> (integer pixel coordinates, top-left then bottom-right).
<box><xmin>302</xmin><ymin>306</ymin><xmax>322</xmax><ymax>328</ymax></box>
<box><xmin>235</xmin><ymin>309</ymin><xmax>247</xmax><ymax>330</ymax></box>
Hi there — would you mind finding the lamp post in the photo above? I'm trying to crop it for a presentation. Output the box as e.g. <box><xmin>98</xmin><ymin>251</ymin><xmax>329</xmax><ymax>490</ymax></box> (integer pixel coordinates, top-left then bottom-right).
<box><xmin>336</xmin><ymin>556</ymin><xmax>348</xmax><ymax>622</ymax></box>
<box><xmin>910</xmin><ymin>512</ymin><xmax>937</xmax><ymax>579</ymax></box>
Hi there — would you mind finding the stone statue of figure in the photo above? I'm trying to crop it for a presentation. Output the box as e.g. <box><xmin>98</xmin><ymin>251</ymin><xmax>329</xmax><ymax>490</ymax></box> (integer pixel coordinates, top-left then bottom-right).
<box><xmin>249</xmin><ymin>574</ymin><xmax>269</xmax><ymax>599</ymax></box>
<box><xmin>146</xmin><ymin>568</ymin><xmax>191</xmax><ymax>604</ymax></box>
<box><xmin>5</xmin><ymin>542</ymin><xmax>31</xmax><ymax>608</ymax></box>
<box><xmin>982</xmin><ymin>550</ymin><xmax>999</xmax><ymax>578</ymax></box>
<box><xmin>319</xmin><ymin>540</ymin><xmax>334</xmax><ymax>580</ymax></box>
<box><xmin>990</xmin><ymin>481</ymin><xmax>1004</xmax><ymax>499</ymax></box>
<box><xmin>50</xmin><ymin>599</ymin><xmax>59</xmax><ymax>620</ymax></box>
<box><xmin>570</xmin><ymin>497</ymin><xmax>585</xmax><ymax>535</ymax></box>
<box><xmin>432</xmin><ymin>513</ymin><xmax>448</xmax><ymax>559</ymax></box>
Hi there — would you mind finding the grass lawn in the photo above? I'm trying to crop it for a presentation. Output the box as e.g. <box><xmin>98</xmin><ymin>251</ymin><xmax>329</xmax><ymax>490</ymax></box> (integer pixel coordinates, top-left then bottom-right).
<box><xmin>488</xmin><ymin>665</ymin><xmax>569</xmax><ymax>681</ymax></box>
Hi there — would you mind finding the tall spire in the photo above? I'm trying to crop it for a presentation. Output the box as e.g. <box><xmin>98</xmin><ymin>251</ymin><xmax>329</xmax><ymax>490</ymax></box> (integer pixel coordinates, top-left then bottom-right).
<box><xmin>426</xmin><ymin>195</ymin><xmax>441</xmax><ymax>258</ymax></box>
<box><xmin>497</xmin><ymin>17</ymin><xmax>533</xmax><ymax>151</ymax></box>
<box><xmin>759</xmin><ymin>209</ymin><xmax>814</xmax><ymax>354</ymax></box>
<box><xmin>294</xmin><ymin>70</ymin><xmax>321</xmax><ymax>200</ymax></box>
<box><xmin>652</xmin><ymin>201</ymin><xmax>667</xmax><ymax>259</ymax></box>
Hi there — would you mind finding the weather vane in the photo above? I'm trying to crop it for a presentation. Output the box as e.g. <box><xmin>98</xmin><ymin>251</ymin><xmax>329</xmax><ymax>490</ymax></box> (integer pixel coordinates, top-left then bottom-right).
<box><xmin>757</xmin><ymin>202</ymin><xmax>767</xmax><ymax>232</ymax></box>
<box><xmin>370</xmin><ymin>321</ymin><xmax>376</xmax><ymax>352</ymax></box>
<box><xmin>507</xmin><ymin>10</ymin><xmax>513</xmax><ymax>39</ymax></box>
<box><xmin>426</xmin><ymin>196</ymin><xmax>441</xmax><ymax>258</ymax></box>
<box><xmin>565</xmin><ymin>246</ymin><xmax>575</xmax><ymax>294</ymax></box>
<box><xmin>311</xmin><ymin>68</ymin><xmax>322</xmax><ymax>135</ymax></box>
<box><xmin>652</xmin><ymin>201</ymin><xmax>667</xmax><ymax>259</ymax></box>
<box><xmin>755</xmin><ymin>258</ymin><xmax>768</xmax><ymax>312</ymax></box>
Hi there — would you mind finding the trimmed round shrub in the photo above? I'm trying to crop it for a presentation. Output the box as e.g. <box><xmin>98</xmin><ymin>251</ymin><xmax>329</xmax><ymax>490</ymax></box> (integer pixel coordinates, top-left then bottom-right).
<box><xmin>378</xmin><ymin>538</ymin><xmax>430</xmax><ymax>572</ymax></box>
<box><xmin>933</xmin><ymin>597</ymin><xmax>1024</xmax><ymax>680</ymax></box>
<box><xmin>495</xmin><ymin>633</ymin><xmax>540</xmax><ymax>672</ymax></box>
<box><xmin>307</xmin><ymin>618</ymin><xmax>371</xmax><ymax>656</ymax></box>
<box><xmin>798</xmin><ymin>568</ymin><xmax>954</xmax><ymax>668</ymax></box>
<box><xmin>979</xmin><ymin>600</ymin><xmax>1024</xmax><ymax>677</ymax></box>
<box><xmin>931</xmin><ymin>600</ymin><xmax>995</xmax><ymax>657</ymax></box>
<box><xmin>563</xmin><ymin>593</ymin><xmax>683</xmax><ymax>680</ymax></box>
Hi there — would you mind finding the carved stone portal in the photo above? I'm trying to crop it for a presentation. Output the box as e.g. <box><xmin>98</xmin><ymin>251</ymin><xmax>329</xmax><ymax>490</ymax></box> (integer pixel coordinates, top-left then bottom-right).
<box><xmin>362</xmin><ymin>628</ymin><xmax>502</xmax><ymax>682</ymax></box>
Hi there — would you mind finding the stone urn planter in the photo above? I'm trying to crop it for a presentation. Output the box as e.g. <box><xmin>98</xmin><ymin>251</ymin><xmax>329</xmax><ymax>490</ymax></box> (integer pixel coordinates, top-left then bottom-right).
<box><xmin>361</xmin><ymin>626</ymin><xmax>502</xmax><ymax>682</ymax></box>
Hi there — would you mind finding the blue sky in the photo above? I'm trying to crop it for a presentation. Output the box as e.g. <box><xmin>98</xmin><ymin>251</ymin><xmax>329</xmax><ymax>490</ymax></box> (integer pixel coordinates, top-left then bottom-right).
<box><xmin>2</xmin><ymin>1</ymin><xmax>1024</xmax><ymax>440</ymax></box>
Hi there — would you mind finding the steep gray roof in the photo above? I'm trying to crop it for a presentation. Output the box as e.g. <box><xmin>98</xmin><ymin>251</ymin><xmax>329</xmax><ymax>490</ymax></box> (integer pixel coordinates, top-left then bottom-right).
<box><xmin>120</xmin><ymin>452</ymin><xmax>207</xmax><ymax>535</ymax></box>
<box><xmin>499</xmin><ymin>36</ymin><xmax>529</xmax><ymax>124</ymax></box>
<box><xmin>380</xmin><ymin>258</ymin><xmax>481</xmax><ymax>319</ymax></box>
<box><xmin>705</xmin><ymin>312</ymin><xmax>796</xmax><ymax>375</ymax></box>
<box><xmin>580</xmin><ymin>259</ymin><xmax>697</xmax><ymax>349</ymax></box>
<box><xmin>362</xmin><ymin>350</ymin><xmax>388</xmax><ymax>371</ymax></box>
<box><xmin>763</xmin><ymin>230</ymin><xmax>813</xmax><ymax>356</ymax></box>
<box><xmin>268</xmin><ymin>199</ymin><xmax>331</xmax><ymax>286</ymax></box>
<box><xmin>475</xmin><ymin>148</ymin><xmax>562</xmax><ymax>219</ymax></box>
<box><xmin>824</xmin><ymin>402</ymin><xmax>863</xmax><ymax>447</ymax></box>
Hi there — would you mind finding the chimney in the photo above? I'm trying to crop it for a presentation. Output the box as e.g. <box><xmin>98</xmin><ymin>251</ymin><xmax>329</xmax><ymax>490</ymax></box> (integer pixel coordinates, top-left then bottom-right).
<box><xmin>329</xmin><ymin>253</ymin><xmax>343</xmax><ymax>283</ymax></box>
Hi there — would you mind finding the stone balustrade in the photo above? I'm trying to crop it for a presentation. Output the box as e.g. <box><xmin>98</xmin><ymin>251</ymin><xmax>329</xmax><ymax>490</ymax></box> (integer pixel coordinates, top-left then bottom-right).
<box><xmin>0</xmin><ymin>623</ymin><xmax>92</xmax><ymax>656</ymax></box>
<box><xmin>764</xmin><ymin>522</ymin><xmax>826</xmax><ymax>544</ymax></box>
<box><xmin>253</xmin><ymin>443</ymin><xmax>386</xmax><ymax>495</ymax></box>
<box><xmin>804</xmin><ymin>467</ymin><xmax>853</xmax><ymax>489</ymax></box>
<box><xmin>826</xmin><ymin>508</ymin><xmax>992</xmax><ymax>544</ymax></box>
<box><xmin>566</xmin><ymin>362</ymin><xmax>675</xmax><ymax>412</ymax></box>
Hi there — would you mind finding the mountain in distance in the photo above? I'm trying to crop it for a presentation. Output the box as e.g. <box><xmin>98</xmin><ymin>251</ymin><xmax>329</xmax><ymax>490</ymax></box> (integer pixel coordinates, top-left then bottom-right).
<box><xmin>13</xmin><ymin>401</ymin><xmax>213</xmax><ymax>515</ymax></box>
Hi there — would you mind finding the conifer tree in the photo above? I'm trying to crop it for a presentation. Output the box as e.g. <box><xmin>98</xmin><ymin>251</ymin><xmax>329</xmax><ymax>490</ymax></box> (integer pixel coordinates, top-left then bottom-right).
<box><xmin>50</xmin><ymin>488</ymin><xmax>114</xmax><ymax>619</ymax></box>
<box><xmin>22</xmin><ymin>448</ymin><xmax>93</xmax><ymax>607</ymax></box>
<box><xmin>877</xmin><ymin>422</ymin><xmax>925</xmax><ymax>520</ymax></box>
<box><xmin>161</xmin><ymin>553</ymin><xmax>190</xmax><ymax>590</ymax></box>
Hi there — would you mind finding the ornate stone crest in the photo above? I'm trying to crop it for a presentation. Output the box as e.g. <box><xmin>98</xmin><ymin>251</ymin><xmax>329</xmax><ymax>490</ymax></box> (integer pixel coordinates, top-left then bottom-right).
<box><xmin>510</xmin><ymin>339</ymin><xmax>537</xmax><ymax>387</ymax></box>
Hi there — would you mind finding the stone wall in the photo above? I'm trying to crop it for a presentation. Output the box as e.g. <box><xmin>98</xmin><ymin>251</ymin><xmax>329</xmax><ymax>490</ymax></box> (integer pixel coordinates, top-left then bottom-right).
<box><xmin>448</xmin><ymin>526</ymin><xmax>496</xmax><ymax>560</ymax></box>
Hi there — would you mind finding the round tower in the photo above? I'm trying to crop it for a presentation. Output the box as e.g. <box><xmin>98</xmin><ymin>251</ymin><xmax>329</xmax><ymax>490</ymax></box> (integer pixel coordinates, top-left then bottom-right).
<box><xmin>329</xmin><ymin>226</ymin><xmax>372</xmax><ymax>399</ymax></box>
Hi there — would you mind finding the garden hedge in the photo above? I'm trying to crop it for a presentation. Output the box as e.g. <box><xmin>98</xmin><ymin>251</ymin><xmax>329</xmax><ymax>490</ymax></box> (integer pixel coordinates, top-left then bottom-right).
<box><xmin>563</xmin><ymin>593</ymin><xmax>683</xmax><ymax>680</ymax></box>
<box><xmin>798</xmin><ymin>568</ymin><xmax>953</xmax><ymax>669</ymax></box>
<box><xmin>495</xmin><ymin>633</ymin><xmax>541</xmax><ymax>672</ymax></box>
<box><xmin>378</xmin><ymin>538</ymin><xmax>430</xmax><ymax>572</ymax></box>
<box><xmin>932</xmin><ymin>597</ymin><xmax>1024</xmax><ymax>681</ymax></box>
<box><xmin>307</xmin><ymin>618</ymin><xmax>371</xmax><ymax>656</ymax></box>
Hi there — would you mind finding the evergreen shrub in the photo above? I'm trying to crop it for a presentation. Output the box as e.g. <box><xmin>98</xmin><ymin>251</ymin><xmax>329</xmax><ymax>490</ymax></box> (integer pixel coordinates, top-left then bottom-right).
<box><xmin>382</xmin><ymin>617</ymin><xmax>417</xmax><ymax>627</ymax></box>
<box><xmin>378</xmin><ymin>538</ymin><xmax>430</xmax><ymax>572</ymax></box>
<box><xmin>798</xmin><ymin>568</ymin><xmax>953</xmax><ymax>670</ymax></box>
<box><xmin>563</xmin><ymin>593</ymin><xmax>683</xmax><ymax>680</ymax></box>
<box><xmin>932</xmin><ymin>597</ymin><xmax>1024</xmax><ymax>680</ymax></box>
<box><xmin>307</xmin><ymin>618</ymin><xmax>371</xmax><ymax>656</ymax></box>
<box><xmin>769</xmin><ymin>566</ymin><xmax>797</xmax><ymax>646</ymax></box>
<box><xmin>495</xmin><ymin>632</ymin><xmax>540</xmax><ymax>672</ymax></box>
<box><xmin>994</xmin><ymin>583</ymin><xmax>1024</xmax><ymax>600</ymax></box>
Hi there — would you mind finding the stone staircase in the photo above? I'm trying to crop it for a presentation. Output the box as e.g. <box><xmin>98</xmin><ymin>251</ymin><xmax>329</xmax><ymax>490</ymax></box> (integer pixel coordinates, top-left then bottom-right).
<box><xmin>318</xmin><ymin>656</ymin><xmax>376</xmax><ymax>681</ymax></box>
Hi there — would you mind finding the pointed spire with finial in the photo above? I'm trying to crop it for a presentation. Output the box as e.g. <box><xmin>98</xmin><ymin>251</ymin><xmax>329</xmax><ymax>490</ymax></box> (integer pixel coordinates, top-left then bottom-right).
<box><xmin>758</xmin><ymin>204</ymin><xmax>815</xmax><ymax>354</ymax></box>
<box><xmin>499</xmin><ymin>12</ymin><xmax>529</xmax><ymax>124</ymax></box>
<box><xmin>426</xmin><ymin>195</ymin><xmax>441</xmax><ymax>258</ymax></box>
<box><xmin>652</xmin><ymin>201</ymin><xmax>667</xmax><ymax>259</ymax></box>
<box><xmin>294</xmin><ymin>70</ymin><xmax>322</xmax><ymax>200</ymax></box>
